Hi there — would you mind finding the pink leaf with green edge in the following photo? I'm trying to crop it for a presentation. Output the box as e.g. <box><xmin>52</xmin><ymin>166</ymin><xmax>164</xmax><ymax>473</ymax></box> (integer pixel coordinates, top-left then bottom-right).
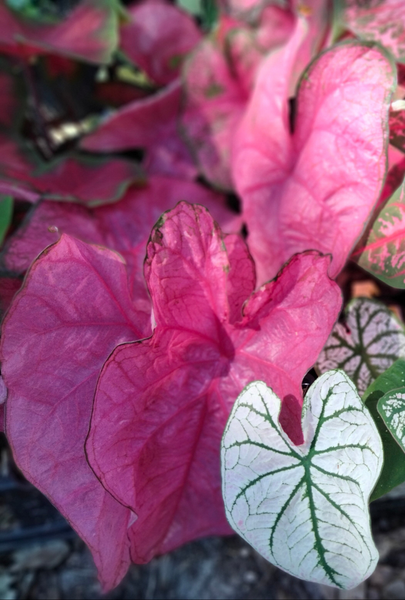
<box><xmin>120</xmin><ymin>0</ymin><xmax>202</xmax><ymax>85</ymax></box>
<box><xmin>1</xmin><ymin>235</ymin><xmax>152</xmax><ymax>591</ymax></box>
<box><xmin>1</xmin><ymin>176</ymin><xmax>240</xmax><ymax>285</ymax></box>
<box><xmin>0</xmin><ymin>133</ymin><xmax>143</xmax><ymax>206</ymax></box>
<box><xmin>81</xmin><ymin>80</ymin><xmax>197</xmax><ymax>179</ymax></box>
<box><xmin>33</xmin><ymin>155</ymin><xmax>144</xmax><ymax>207</ymax></box>
<box><xmin>340</xmin><ymin>0</ymin><xmax>405</xmax><ymax>63</ymax></box>
<box><xmin>232</xmin><ymin>31</ymin><xmax>396</xmax><ymax>285</ymax></box>
<box><xmin>86</xmin><ymin>202</ymin><xmax>341</xmax><ymax>564</ymax></box>
<box><xmin>0</xmin><ymin>0</ymin><xmax>118</xmax><ymax>65</ymax></box>
<box><xmin>354</xmin><ymin>179</ymin><xmax>405</xmax><ymax>288</ymax></box>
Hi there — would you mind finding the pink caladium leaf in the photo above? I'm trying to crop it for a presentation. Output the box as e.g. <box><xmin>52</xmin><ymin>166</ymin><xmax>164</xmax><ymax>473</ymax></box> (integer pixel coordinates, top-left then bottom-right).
<box><xmin>86</xmin><ymin>202</ymin><xmax>341</xmax><ymax>564</ymax></box>
<box><xmin>0</xmin><ymin>134</ymin><xmax>142</xmax><ymax>206</ymax></box>
<box><xmin>353</xmin><ymin>179</ymin><xmax>405</xmax><ymax>288</ymax></box>
<box><xmin>340</xmin><ymin>0</ymin><xmax>405</xmax><ymax>63</ymax></box>
<box><xmin>0</xmin><ymin>0</ymin><xmax>118</xmax><ymax>65</ymax></box>
<box><xmin>1</xmin><ymin>176</ymin><xmax>240</xmax><ymax>290</ymax></box>
<box><xmin>232</xmin><ymin>24</ymin><xmax>396</xmax><ymax>285</ymax></box>
<box><xmin>120</xmin><ymin>0</ymin><xmax>202</xmax><ymax>85</ymax></box>
<box><xmin>81</xmin><ymin>81</ymin><xmax>197</xmax><ymax>179</ymax></box>
<box><xmin>1</xmin><ymin>235</ymin><xmax>152</xmax><ymax>590</ymax></box>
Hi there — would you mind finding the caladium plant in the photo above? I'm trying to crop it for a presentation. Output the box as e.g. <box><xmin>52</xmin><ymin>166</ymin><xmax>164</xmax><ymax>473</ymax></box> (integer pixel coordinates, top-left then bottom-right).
<box><xmin>3</xmin><ymin>0</ymin><xmax>405</xmax><ymax>595</ymax></box>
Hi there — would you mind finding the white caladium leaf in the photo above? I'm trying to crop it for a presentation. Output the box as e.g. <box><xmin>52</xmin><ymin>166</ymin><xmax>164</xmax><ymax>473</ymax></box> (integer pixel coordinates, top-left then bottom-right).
<box><xmin>378</xmin><ymin>388</ymin><xmax>405</xmax><ymax>452</ymax></box>
<box><xmin>221</xmin><ymin>370</ymin><xmax>382</xmax><ymax>590</ymax></box>
<box><xmin>317</xmin><ymin>298</ymin><xmax>405</xmax><ymax>396</ymax></box>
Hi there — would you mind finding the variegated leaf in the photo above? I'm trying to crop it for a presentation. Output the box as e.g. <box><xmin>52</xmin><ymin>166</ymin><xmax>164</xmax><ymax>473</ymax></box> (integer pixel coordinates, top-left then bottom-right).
<box><xmin>317</xmin><ymin>298</ymin><xmax>405</xmax><ymax>396</ymax></box>
<box><xmin>354</xmin><ymin>180</ymin><xmax>405</xmax><ymax>288</ymax></box>
<box><xmin>378</xmin><ymin>388</ymin><xmax>405</xmax><ymax>452</ymax></box>
<box><xmin>363</xmin><ymin>359</ymin><xmax>405</xmax><ymax>500</ymax></box>
<box><xmin>221</xmin><ymin>370</ymin><xmax>382</xmax><ymax>589</ymax></box>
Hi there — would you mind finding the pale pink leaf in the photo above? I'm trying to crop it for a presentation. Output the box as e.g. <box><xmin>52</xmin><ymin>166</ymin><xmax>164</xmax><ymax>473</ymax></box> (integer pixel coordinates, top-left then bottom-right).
<box><xmin>87</xmin><ymin>202</ymin><xmax>341</xmax><ymax>563</ymax></box>
<box><xmin>1</xmin><ymin>235</ymin><xmax>151</xmax><ymax>590</ymax></box>
<box><xmin>232</xmin><ymin>35</ymin><xmax>396</xmax><ymax>284</ymax></box>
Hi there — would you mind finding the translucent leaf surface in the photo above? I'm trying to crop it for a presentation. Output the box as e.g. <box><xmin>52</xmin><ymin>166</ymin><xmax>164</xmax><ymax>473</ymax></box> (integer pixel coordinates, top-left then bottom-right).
<box><xmin>87</xmin><ymin>202</ymin><xmax>341</xmax><ymax>563</ymax></box>
<box><xmin>221</xmin><ymin>370</ymin><xmax>382</xmax><ymax>589</ymax></box>
<box><xmin>1</xmin><ymin>235</ymin><xmax>151</xmax><ymax>590</ymax></box>
<box><xmin>317</xmin><ymin>298</ymin><xmax>405</xmax><ymax>396</ymax></box>
<box><xmin>232</xmin><ymin>35</ymin><xmax>395</xmax><ymax>284</ymax></box>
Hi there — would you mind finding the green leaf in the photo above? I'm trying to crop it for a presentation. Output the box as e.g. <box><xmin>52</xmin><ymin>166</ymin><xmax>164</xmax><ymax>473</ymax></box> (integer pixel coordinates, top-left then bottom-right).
<box><xmin>354</xmin><ymin>180</ymin><xmax>405</xmax><ymax>288</ymax></box>
<box><xmin>317</xmin><ymin>298</ymin><xmax>405</xmax><ymax>396</ymax></box>
<box><xmin>221</xmin><ymin>370</ymin><xmax>382</xmax><ymax>589</ymax></box>
<box><xmin>362</xmin><ymin>359</ymin><xmax>405</xmax><ymax>501</ymax></box>
<box><xmin>0</xmin><ymin>196</ymin><xmax>13</xmax><ymax>246</ymax></box>
<box><xmin>176</xmin><ymin>0</ymin><xmax>202</xmax><ymax>16</ymax></box>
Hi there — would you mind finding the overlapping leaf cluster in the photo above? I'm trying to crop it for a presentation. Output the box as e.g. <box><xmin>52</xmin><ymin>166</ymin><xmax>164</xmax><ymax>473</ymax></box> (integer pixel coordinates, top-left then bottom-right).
<box><xmin>1</xmin><ymin>0</ymin><xmax>405</xmax><ymax>592</ymax></box>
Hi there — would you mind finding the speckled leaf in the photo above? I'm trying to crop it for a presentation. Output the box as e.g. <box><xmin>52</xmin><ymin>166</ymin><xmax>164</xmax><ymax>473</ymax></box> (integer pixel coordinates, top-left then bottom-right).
<box><xmin>363</xmin><ymin>359</ymin><xmax>405</xmax><ymax>500</ymax></box>
<box><xmin>354</xmin><ymin>180</ymin><xmax>405</xmax><ymax>288</ymax></box>
<box><xmin>317</xmin><ymin>298</ymin><xmax>405</xmax><ymax>396</ymax></box>
<box><xmin>222</xmin><ymin>370</ymin><xmax>382</xmax><ymax>589</ymax></box>
<box><xmin>378</xmin><ymin>388</ymin><xmax>405</xmax><ymax>452</ymax></box>
<box><xmin>340</xmin><ymin>0</ymin><xmax>405</xmax><ymax>63</ymax></box>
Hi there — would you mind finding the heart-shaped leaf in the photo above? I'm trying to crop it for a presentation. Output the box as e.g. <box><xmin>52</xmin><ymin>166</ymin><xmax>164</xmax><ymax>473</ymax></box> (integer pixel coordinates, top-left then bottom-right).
<box><xmin>362</xmin><ymin>359</ymin><xmax>405</xmax><ymax>500</ymax></box>
<box><xmin>317</xmin><ymin>298</ymin><xmax>405</xmax><ymax>396</ymax></box>
<box><xmin>354</xmin><ymin>179</ymin><xmax>405</xmax><ymax>288</ymax></box>
<box><xmin>232</xmin><ymin>34</ymin><xmax>396</xmax><ymax>285</ymax></box>
<box><xmin>221</xmin><ymin>370</ymin><xmax>382</xmax><ymax>589</ymax></box>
